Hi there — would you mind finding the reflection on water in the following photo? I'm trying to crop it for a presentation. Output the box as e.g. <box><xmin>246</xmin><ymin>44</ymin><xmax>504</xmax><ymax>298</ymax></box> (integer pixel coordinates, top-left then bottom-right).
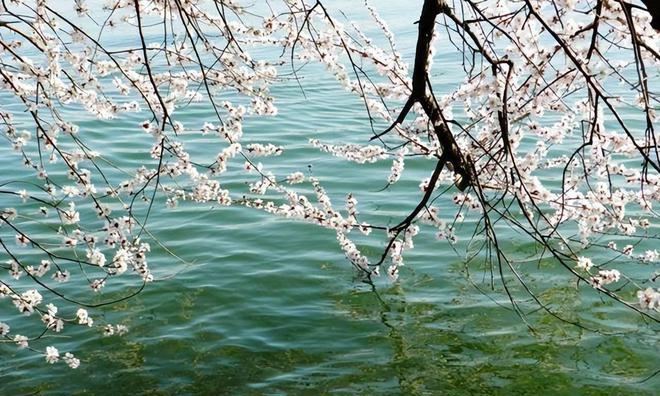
<box><xmin>5</xmin><ymin>260</ymin><xmax>657</xmax><ymax>395</ymax></box>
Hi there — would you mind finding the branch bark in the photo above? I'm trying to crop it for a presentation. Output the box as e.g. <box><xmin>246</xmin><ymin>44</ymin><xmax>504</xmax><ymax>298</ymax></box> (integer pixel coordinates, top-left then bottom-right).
<box><xmin>375</xmin><ymin>0</ymin><xmax>473</xmax><ymax>191</ymax></box>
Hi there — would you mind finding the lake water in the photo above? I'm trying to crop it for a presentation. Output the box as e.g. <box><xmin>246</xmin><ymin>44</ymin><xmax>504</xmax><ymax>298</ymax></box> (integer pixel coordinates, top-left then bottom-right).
<box><xmin>0</xmin><ymin>1</ymin><xmax>658</xmax><ymax>394</ymax></box>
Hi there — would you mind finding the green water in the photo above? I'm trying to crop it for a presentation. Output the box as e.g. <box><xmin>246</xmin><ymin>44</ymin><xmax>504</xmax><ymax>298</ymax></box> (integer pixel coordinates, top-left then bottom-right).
<box><xmin>1</xmin><ymin>2</ymin><xmax>658</xmax><ymax>394</ymax></box>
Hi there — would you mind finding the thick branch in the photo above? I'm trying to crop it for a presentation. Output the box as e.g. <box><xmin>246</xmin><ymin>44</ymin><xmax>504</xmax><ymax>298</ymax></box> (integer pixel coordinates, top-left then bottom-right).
<box><xmin>377</xmin><ymin>0</ymin><xmax>473</xmax><ymax>190</ymax></box>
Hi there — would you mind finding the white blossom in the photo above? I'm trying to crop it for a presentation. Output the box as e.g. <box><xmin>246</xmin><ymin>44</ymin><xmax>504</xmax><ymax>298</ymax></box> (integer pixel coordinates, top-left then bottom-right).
<box><xmin>45</xmin><ymin>346</ymin><xmax>59</xmax><ymax>364</ymax></box>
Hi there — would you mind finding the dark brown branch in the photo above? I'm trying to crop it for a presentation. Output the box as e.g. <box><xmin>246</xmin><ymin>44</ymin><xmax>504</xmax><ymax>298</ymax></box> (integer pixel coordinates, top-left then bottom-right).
<box><xmin>375</xmin><ymin>0</ymin><xmax>473</xmax><ymax>191</ymax></box>
<box><xmin>392</xmin><ymin>156</ymin><xmax>446</xmax><ymax>231</ymax></box>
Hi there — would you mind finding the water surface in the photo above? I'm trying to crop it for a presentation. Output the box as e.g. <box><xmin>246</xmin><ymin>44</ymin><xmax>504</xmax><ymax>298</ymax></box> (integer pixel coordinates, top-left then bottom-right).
<box><xmin>0</xmin><ymin>2</ymin><xmax>658</xmax><ymax>394</ymax></box>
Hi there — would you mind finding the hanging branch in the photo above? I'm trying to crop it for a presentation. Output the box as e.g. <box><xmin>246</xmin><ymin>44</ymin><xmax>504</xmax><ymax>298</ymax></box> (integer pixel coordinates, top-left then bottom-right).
<box><xmin>372</xmin><ymin>0</ymin><xmax>473</xmax><ymax>191</ymax></box>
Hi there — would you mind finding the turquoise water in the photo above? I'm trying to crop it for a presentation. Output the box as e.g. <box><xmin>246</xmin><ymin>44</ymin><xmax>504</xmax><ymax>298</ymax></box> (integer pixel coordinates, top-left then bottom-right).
<box><xmin>0</xmin><ymin>2</ymin><xmax>658</xmax><ymax>394</ymax></box>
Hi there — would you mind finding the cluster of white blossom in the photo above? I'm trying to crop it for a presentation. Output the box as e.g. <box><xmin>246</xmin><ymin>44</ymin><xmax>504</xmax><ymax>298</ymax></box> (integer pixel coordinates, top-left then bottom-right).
<box><xmin>309</xmin><ymin>139</ymin><xmax>388</xmax><ymax>164</ymax></box>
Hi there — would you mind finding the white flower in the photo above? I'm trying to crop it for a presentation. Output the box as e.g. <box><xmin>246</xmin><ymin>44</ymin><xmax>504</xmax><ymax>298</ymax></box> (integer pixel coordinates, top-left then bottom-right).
<box><xmin>637</xmin><ymin>288</ymin><xmax>659</xmax><ymax>310</ymax></box>
<box><xmin>63</xmin><ymin>236</ymin><xmax>78</xmax><ymax>248</ymax></box>
<box><xmin>90</xmin><ymin>279</ymin><xmax>105</xmax><ymax>292</ymax></box>
<box><xmin>576</xmin><ymin>256</ymin><xmax>593</xmax><ymax>271</ymax></box>
<box><xmin>61</xmin><ymin>186</ymin><xmax>80</xmax><ymax>197</ymax></box>
<box><xmin>76</xmin><ymin>308</ymin><xmax>93</xmax><ymax>326</ymax></box>
<box><xmin>359</xmin><ymin>222</ymin><xmax>372</xmax><ymax>236</ymax></box>
<box><xmin>15</xmin><ymin>234</ymin><xmax>29</xmax><ymax>247</ymax></box>
<box><xmin>86</xmin><ymin>248</ymin><xmax>107</xmax><ymax>267</ymax></box>
<box><xmin>45</xmin><ymin>346</ymin><xmax>59</xmax><ymax>364</ymax></box>
<box><xmin>62</xmin><ymin>202</ymin><xmax>80</xmax><ymax>225</ymax></box>
<box><xmin>0</xmin><ymin>284</ymin><xmax>11</xmax><ymax>298</ymax></box>
<box><xmin>387</xmin><ymin>264</ymin><xmax>399</xmax><ymax>281</ymax></box>
<box><xmin>115</xmin><ymin>324</ymin><xmax>129</xmax><ymax>335</ymax></box>
<box><xmin>589</xmin><ymin>269</ymin><xmax>621</xmax><ymax>289</ymax></box>
<box><xmin>246</xmin><ymin>143</ymin><xmax>282</xmax><ymax>157</ymax></box>
<box><xmin>52</xmin><ymin>270</ymin><xmax>71</xmax><ymax>283</ymax></box>
<box><xmin>642</xmin><ymin>250</ymin><xmax>658</xmax><ymax>263</ymax></box>
<box><xmin>8</xmin><ymin>260</ymin><xmax>22</xmax><ymax>279</ymax></box>
<box><xmin>286</xmin><ymin>171</ymin><xmax>305</xmax><ymax>184</ymax></box>
<box><xmin>598</xmin><ymin>269</ymin><xmax>620</xmax><ymax>284</ymax></box>
<box><xmin>14</xmin><ymin>334</ymin><xmax>28</xmax><ymax>349</ymax></box>
<box><xmin>388</xmin><ymin>149</ymin><xmax>406</xmax><ymax>184</ymax></box>
<box><xmin>0</xmin><ymin>322</ymin><xmax>9</xmax><ymax>336</ymax></box>
<box><xmin>103</xmin><ymin>324</ymin><xmax>115</xmax><ymax>336</ymax></box>
<box><xmin>46</xmin><ymin>303</ymin><xmax>58</xmax><ymax>315</ymax></box>
<box><xmin>43</xmin><ymin>313</ymin><xmax>64</xmax><ymax>333</ymax></box>
<box><xmin>14</xmin><ymin>289</ymin><xmax>43</xmax><ymax>314</ymax></box>
<box><xmin>1</xmin><ymin>208</ymin><xmax>17</xmax><ymax>222</ymax></box>
<box><xmin>63</xmin><ymin>352</ymin><xmax>80</xmax><ymax>369</ymax></box>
